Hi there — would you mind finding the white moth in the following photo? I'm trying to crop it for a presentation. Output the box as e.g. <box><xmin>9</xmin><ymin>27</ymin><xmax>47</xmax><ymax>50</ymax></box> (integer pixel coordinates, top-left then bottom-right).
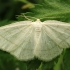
<box><xmin>0</xmin><ymin>19</ymin><xmax>70</xmax><ymax>61</ymax></box>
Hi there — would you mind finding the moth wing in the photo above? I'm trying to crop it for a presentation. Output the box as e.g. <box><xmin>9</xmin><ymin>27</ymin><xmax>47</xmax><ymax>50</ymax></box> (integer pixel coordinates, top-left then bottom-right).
<box><xmin>34</xmin><ymin>25</ymin><xmax>63</xmax><ymax>61</ymax></box>
<box><xmin>43</xmin><ymin>20</ymin><xmax>70</xmax><ymax>48</ymax></box>
<box><xmin>0</xmin><ymin>21</ymin><xmax>35</xmax><ymax>61</ymax></box>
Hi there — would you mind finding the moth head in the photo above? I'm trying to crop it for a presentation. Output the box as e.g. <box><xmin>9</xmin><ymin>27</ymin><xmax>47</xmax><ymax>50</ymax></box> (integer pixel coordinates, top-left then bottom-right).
<box><xmin>31</xmin><ymin>19</ymin><xmax>42</xmax><ymax>29</ymax></box>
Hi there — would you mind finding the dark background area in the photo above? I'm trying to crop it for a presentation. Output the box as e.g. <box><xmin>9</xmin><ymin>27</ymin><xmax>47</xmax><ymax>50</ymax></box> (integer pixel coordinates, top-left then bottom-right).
<box><xmin>0</xmin><ymin>0</ymin><xmax>34</xmax><ymax>20</ymax></box>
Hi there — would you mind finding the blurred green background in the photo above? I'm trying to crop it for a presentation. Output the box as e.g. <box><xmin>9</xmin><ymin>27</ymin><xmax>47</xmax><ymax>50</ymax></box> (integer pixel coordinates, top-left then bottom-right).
<box><xmin>0</xmin><ymin>0</ymin><xmax>70</xmax><ymax>70</ymax></box>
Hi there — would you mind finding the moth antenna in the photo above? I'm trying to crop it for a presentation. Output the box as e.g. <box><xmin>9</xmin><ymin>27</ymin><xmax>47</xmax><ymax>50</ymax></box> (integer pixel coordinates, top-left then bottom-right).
<box><xmin>22</xmin><ymin>14</ymin><xmax>39</xmax><ymax>21</ymax></box>
<box><xmin>16</xmin><ymin>13</ymin><xmax>40</xmax><ymax>21</ymax></box>
<box><xmin>22</xmin><ymin>13</ymin><xmax>33</xmax><ymax>21</ymax></box>
<box><xmin>16</xmin><ymin>14</ymin><xmax>33</xmax><ymax>21</ymax></box>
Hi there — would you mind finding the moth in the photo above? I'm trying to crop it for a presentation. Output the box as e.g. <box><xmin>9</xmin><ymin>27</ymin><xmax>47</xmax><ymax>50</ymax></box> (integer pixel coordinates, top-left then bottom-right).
<box><xmin>0</xmin><ymin>19</ymin><xmax>70</xmax><ymax>61</ymax></box>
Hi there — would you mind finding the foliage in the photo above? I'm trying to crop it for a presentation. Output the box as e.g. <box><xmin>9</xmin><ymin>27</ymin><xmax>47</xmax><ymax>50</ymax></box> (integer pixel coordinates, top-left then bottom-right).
<box><xmin>0</xmin><ymin>0</ymin><xmax>70</xmax><ymax>70</ymax></box>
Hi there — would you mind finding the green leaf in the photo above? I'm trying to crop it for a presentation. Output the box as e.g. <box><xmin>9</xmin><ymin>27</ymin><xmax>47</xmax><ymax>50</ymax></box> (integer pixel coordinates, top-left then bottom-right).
<box><xmin>53</xmin><ymin>54</ymin><xmax>63</xmax><ymax>70</ymax></box>
<box><xmin>21</xmin><ymin>0</ymin><xmax>70</xmax><ymax>22</ymax></box>
<box><xmin>18</xmin><ymin>61</ymin><xmax>27</xmax><ymax>70</ymax></box>
<box><xmin>63</xmin><ymin>49</ymin><xmax>70</xmax><ymax>70</ymax></box>
<box><xmin>37</xmin><ymin>57</ymin><xmax>59</xmax><ymax>70</ymax></box>
<box><xmin>27</xmin><ymin>59</ymin><xmax>41</xmax><ymax>70</ymax></box>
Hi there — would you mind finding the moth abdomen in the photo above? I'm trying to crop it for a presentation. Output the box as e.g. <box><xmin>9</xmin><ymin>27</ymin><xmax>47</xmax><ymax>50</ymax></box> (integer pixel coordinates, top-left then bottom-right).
<box><xmin>35</xmin><ymin>27</ymin><xmax>42</xmax><ymax>32</ymax></box>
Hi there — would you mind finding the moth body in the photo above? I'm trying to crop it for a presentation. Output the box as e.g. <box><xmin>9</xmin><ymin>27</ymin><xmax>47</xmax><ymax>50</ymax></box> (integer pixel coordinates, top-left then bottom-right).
<box><xmin>32</xmin><ymin>19</ymin><xmax>42</xmax><ymax>32</ymax></box>
<box><xmin>31</xmin><ymin>19</ymin><xmax>42</xmax><ymax>45</ymax></box>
